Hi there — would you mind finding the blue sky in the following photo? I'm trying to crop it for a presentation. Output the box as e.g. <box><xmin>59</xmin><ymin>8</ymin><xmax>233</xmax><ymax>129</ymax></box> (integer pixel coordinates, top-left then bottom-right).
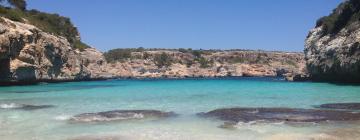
<box><xmin>27</xmin><ymin>0</ymin><xmax>342</xmax><ymax>52</ymax></box>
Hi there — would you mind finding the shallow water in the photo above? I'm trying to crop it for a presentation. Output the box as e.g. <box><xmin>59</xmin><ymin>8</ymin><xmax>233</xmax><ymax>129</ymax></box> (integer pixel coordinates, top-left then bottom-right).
<box><xmin>1</xmin><ymin>77</ymin><xmax>360</xmax><ymax>140</ymax></box>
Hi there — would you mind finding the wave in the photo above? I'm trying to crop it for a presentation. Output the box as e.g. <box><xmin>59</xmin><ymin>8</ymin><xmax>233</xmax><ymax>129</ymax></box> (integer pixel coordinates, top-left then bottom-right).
<box><xmin>54</xmin><ymin>115</ymin><xmax>71</xmax><ymax>121</ymax></box>
<box><xmin>0</xmin><ymin>103</ymin><xmax>22</xmax><ymax>109</ymax></box>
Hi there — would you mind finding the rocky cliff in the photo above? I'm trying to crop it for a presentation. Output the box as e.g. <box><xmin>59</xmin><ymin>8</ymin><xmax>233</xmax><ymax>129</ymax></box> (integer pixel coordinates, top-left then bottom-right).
<box><xmin>102</xmin><ymin>50</ymin><xmax>305</xmax><ymax>79</ymax></box>
<box><xmin>0</xmin><ymin>17</ymin><xmax>106</xmax><ymax>84</ymax></box>
<box><xmin>305</xmin><ymin>0</ymin><xmax>360</xmax><ymax>82</ymax></box>
<box><xmin>0</xmin><ymin>16</ymin><xmax>306</xmax><ymax>85</ymax></box>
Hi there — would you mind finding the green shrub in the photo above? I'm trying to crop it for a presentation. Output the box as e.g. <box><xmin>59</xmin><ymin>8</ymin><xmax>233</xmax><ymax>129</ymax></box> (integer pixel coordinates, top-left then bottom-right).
<box><xmin>0</xmin><ymin>7</ymin><xmax>24</xmax><ymax>22</ymax></box>
<box><xmin>26</xmin><ymin>10</ymin><xmax>79</xmax><ymax>43</ymax></box>
<box><xmin>198</xmin><ymin>57</ymin><xmax>213</xmax><ymax>68</ymax></box>
<box><xmin>136</xmin><ymin>47</ymin><xmax>145</xmax><ymax>52</ymax></box>
<box><xmin>316</xmin><ymin>0</ymin><xmax>360</xmax><ymax>36</ymax></box>
<box><xmin>191</xmin><ymin>50</ymin><xmax>202</xmax><ymax>58</ymax></box>
<box><xmin>154</xmin><ymin>52</ymin><xmax>173</xmax><ymax>68</ymax></box>
<box><xmin>104</xmin><ymin>49</ymin><xmax>132</xmax><ymax>62</ymax></box>
<box><xmin>143</xmin><ymin>52</ymin><xmax>151</xmax><ymax>59</ymax></box>
<box><xmin>228</xmin><ymin>56</ymin><xmax>245</xmax><ymax>64</ymax></box>
<box><xmin>179</xmin><ymin>48</ymin><xmax>193</xmax><ymax>53</ymax></box>
<box><xmin>0</xmin><ymin>5</ymin><xmax>89</xmax><ymax>51</ymax></box>
<box><xmin>284</xmin><ymin>60</ymin><xmax>297</xmax><ymax>67</ymax></box>
<box><xmin>73</xmin><ymin>40</ymin><xmax>89</xmax><ymax>51</ymax></box>
<box><xmin>1</xmin><ymin>0</ymin><xmax>26</xmax><ymax>11</ymax></box>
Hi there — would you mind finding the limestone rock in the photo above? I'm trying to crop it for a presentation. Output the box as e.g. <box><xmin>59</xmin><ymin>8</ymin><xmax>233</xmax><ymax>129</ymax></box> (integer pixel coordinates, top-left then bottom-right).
<box><xmin>304</xmin><ymin>0</ymin><xmax>360</xmax><ymax>82</ymax></box>
<box><xmin>0</xmin><ymin>17</ymin><xmax>107</xmax><ymax>83</ymax></box>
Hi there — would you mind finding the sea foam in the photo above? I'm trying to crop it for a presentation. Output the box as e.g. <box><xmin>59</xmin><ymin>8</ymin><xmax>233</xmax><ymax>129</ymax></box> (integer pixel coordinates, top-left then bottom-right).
<box><xmin>55</xmin><ymin>115</ymin><xmax>71</xmax><ymax>121</ymax></box>
<box><xmin>0</xmin><ymin>103</ymin><xmax>22</xmax><ymax>109</ymax></box>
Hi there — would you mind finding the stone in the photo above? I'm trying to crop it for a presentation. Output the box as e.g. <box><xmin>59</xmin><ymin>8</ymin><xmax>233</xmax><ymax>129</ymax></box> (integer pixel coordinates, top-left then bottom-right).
<box><xmin>198</xmin><ymin>107</ymin><xmax>360</xmax><ymax>123</ymax></box>
<box><xmin>69</xmin><ymin>110</ymin><xmax>177</xmax><ymax>123</ymax></box>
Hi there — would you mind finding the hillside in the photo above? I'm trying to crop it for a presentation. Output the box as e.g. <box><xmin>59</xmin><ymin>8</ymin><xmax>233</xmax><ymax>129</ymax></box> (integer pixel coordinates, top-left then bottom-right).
<box><xmin>0</xmin><ymin>4</ymin><xmax>89</xmax><ymax>50</ymax></box>
<box><xmin>102</xmin><ymin>48</ymin><xmax>305</xmax><ymax>79</ymax></box>
<box><xmin>305</xmin><ymin>0</ymin><xmax>360</xmax><ymax>82</ymax></box>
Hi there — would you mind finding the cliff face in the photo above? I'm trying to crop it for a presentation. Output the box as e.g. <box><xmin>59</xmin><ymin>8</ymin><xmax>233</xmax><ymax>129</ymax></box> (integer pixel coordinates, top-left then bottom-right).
<box><xmin>101</xmin><ymin>50</ymin><xmax>305</xmax><ymax>79</ymax></box>
<box><xmin>0</xmin><ymin>17</ymin><xmax>305</xmax><ymax>84</ymax></box>
<box><xmin>0</xmin><ymin>17</ymin><xmax>106</xmax><ymax>83</ymax></box>
<box><xmin>305</xmin><ymin>0</ymin><xmax>360</xmax><ymax>82</ymax></box>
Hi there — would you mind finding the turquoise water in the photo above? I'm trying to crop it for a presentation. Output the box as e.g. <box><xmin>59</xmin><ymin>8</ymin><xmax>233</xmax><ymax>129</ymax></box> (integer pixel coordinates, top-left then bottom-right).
<box><xmin>1</xmin><ymin>78</ymin><xmax>360</xmax><ymax>140</ymax></box>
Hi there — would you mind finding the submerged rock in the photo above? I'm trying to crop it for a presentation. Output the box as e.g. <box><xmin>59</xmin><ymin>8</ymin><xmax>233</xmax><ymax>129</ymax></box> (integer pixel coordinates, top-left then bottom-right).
<box><xmin>316</xmin><ymin>103</ymin><xmax>360</xmax><ymax>110</ymax></box>
<box><xmin>69</xmin><ymin>110</ymin><xmax>176</xmax><ymax>123</ymax></box>
<box><xmin>0</xmin><ymin>103</ymin><xmax>54</xmax><ymax>110</ymax></box>
<box><xmin>198</xmin><ymin>107</ymin><xmax>360</xmax><ymax>123</ymax></box>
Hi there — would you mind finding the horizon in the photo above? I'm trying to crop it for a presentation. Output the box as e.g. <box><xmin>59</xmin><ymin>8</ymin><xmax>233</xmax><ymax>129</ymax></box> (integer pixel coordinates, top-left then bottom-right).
<box><xmin>27</xmin><ymin>0</ymin><xmax>342</xmax><ymax>52</ymax></box>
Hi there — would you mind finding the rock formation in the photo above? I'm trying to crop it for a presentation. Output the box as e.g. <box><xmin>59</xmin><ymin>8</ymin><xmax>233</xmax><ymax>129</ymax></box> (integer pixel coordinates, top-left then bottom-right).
<box><xmin>101</xmin><ymin>50</ymin><xmax>306</xmax><ymax>79</ymax></box>
<box><xmin>0</xmin><ymin>17</ymin><xmax>106</xmax><ymax>84</ymax></box>
<box><xmin>0</xmin><ymin>16</ymin><xmax>306</xmax><ymax>85</ymax></box>
<box><xmin>198</xmin><ymin>107</ymin><xmax>360</xmax><ymax>124</ymax></box>
<box><xmin>69</xmin><ymin>110</ymin><xmax>176</xmax><ymax>123</ymax></box>
<box><xmin>305</xmin><ymin>0</ymin><xmax>360</xmax><ymax>82</ymax></box>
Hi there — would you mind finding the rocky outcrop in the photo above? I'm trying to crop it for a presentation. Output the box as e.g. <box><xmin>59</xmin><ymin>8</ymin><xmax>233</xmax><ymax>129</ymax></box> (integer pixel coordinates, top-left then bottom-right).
<box><xmin>0</xmin><ymin>17</ymin><xmax>107</xmax><ymax>84</ymax></box>
<box><xmin>69</xmin><ymin>110</ymin><xmax>176</xmax><ymax>123</ymax></box>
<box><xmin>198</xmin><ymin>107</ymin><xmax>360</xmax><ymax>124</ymax></box>
<box><xmin>102</xmin><ymin>50</ymin><xmax>306</xmax><ymax>79</ymax></box>
<box><xmin>305</xmin><ymin>0</ymin><xmax>360</xmax><ymax>82</ymax></box>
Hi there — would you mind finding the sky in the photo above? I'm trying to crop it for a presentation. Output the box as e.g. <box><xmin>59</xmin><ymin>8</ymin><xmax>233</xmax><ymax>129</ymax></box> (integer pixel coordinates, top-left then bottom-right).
<box><xmin>26</xmin><ymin>0</ymin><xmax>342</xmax><ymax>52</ymax></box>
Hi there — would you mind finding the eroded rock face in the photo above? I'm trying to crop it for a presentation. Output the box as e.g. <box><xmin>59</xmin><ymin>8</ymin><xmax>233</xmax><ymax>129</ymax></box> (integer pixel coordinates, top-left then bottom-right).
<box><xmin>0</xmin><ymin>17</ymin><xmax>107</xmax><ymax>83</ymax></box>
<box><xmin>69</xmin><ymin>110</ymin><xmax>176</xmax><ymax>123</ymax></box>
<box><xmin>198</xmin><ymin>107</ymin><xmax>360</xmax><ymax>123</ymax></box>
<box><xmin>0</xmin><ymin>16</ymin><xmax>306</xmax><ymax>84</ymax></box>
<box><xmin>102</xmin><ymin>51</ymin><xmax>306</xmax><ymax>79</ymax></box>
<box><xmin>305</xmin><ymin>0</ymin><xmax>360</xmax><ymax>82</ymax></box>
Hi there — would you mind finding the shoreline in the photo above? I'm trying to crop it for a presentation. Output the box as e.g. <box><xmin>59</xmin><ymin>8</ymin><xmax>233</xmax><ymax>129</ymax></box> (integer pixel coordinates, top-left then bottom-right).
<box><xmin>2</xmin><ymin>75</ymin><xmax>359</xmax><ymax>87</ymax></box>
<box><xmin>0</xmin><ymin>76</ymin><xmax>291</xmax><ymax>86</ymax></box>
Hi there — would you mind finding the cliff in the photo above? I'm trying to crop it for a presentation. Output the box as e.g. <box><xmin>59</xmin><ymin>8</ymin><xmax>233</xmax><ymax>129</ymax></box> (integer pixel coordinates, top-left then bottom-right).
<box><xmin>0</xmin><ymin>17</ymin><xmax>106</xmax><ymax>84</ymax></box>
<box><xmin>305</xmin><ymin>0</ymin><xmax>360</xmax><ymax>82</ymax></box>
<box><xmin>0</xmin><ymin>17</ymin><xmax>305</xmax><ymax>85</ymax></box>
<box><xmin>102</xmin><ymin>49</ymin><xmax>305</xmax><ymax>79</ymax></box>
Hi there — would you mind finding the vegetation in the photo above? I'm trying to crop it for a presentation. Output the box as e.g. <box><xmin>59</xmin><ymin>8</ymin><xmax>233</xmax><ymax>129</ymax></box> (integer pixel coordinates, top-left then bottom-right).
<box><xmin>103</xmin><ymin>47</ymin><xmax>149</xmax><ymax>62</ymax></box>
<box><xmin>0</xmin><ymin>0</ymin><xmax>26</xmax><ymax>11</ymax></box>
<box><xmin>228</xmin><ymin>56</ymin><xmax>245</xmax><ymax>64</ymax></box>
<box><xmin>198</xmin><ymin>57</ymin><xmax>214</xmax><ymax>68</ymax></box>
<box><xmin>316</xmin><ymin>0</ymin><xmax>360</xmax><ymax>36</ymax></box>
<box><xmin>104</xmin><ymin>49</ymin><xmax>133</xmax><ymax>62</ymax></box>
<box><xmin>0</xmin><ymin>1</ymin><xmax>89</xmax><ymax>50</ymax></box>
<box><xmin>154</xmin><ymin>52</ymin><xmax>173</xmax><ymax>68</ymax></box>
<box><xmin>143</xmin><ymin>52</ymin><xmax>151</xmax><ymax>59</ymax></box>
<box><xmin>284</xmin><ymin>60</ymin><xmax>297</xmax><ymax>67</ymax></box>
<box><xmin>104</xmin><ymin>48</ymin><xmax>276</xmax><ymax>67</ymax></box>
<box><xmin>73</xmin><ymin>40</ymin><xmax>90</xmax><ymax>51</ymax></box>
